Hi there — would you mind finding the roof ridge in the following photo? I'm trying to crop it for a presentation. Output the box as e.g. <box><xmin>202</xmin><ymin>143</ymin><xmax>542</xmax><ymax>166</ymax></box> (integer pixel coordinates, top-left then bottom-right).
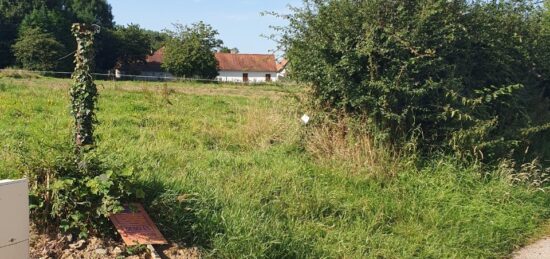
<box><xmin>216</xmin><ymin>53</ymin><xmax>274</xmax><ymax>56</ymax></box>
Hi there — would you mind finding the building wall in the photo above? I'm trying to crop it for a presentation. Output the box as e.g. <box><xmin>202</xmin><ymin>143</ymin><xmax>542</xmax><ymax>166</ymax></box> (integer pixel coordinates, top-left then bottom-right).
<box><xmin>277</xmin><ymin>68</ymin><xmax>287</xmax><ymax>79</ymax></box>
<box><xmin>125</xmin><ymin>70</ymin><xmax>278</xmax><ymax>83</ymax></box>
<box><xmin>217</xmin><ymin>71</ymin><xmax>278</xmax><ymax>83</ymax></box>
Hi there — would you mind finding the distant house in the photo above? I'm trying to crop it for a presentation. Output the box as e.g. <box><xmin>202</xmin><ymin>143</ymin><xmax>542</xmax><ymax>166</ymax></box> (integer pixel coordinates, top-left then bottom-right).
<box><xmin>139</xmin><ymin>47</ymin><xmax>173</xmax><ymax>79</ymax></box>
<box><xmin>115</xmin><ymin>48</ymin><xmax>173</xmax><ymax>80</ymax></box>
<box><xmin>276</xmin><ymin>58</ymin><xmax>289</xmax><ymax>79</ymax></box>
<box><xmin>215</xmin><ymin>53</ymin><xmax>278</xmax><ymax>83</ymax></box>
<box><xmin>120</xmin><ymin>48</ymin><xmax>280</xmax><ymax>82</ymax></box>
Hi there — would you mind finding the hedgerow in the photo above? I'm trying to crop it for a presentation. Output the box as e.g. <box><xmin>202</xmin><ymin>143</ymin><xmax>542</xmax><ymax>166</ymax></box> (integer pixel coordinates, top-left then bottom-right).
<box><xmin>279</xmin><ymin>0</ymin><xmax>550</xmax><ymax>164</ymax></box>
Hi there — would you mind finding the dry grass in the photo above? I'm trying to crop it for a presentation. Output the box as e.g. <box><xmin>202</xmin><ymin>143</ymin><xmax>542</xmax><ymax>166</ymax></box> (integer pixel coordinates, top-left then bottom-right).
<box><xmin>498</xmin><ymin>158</ymin><xmax>550</xmax><ymax>188</ymax></box>
<box><xmin>305</xmin><ymin>116</ymin><xmax>401</xmax><ymax>178</ymax></box>
<box><xmin>238</xmin><ymin>104</ymin><xmax>301</xmax><ymax>149</ymax></box>
<box><xmin>0</xmin><ymin>68</ymin><xmax>43</xmax><ymax>79</ymax></box>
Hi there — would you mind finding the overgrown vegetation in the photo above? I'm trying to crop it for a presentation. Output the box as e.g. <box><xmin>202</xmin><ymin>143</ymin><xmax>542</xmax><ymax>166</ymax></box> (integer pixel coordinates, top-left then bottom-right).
<box><xmin>278</xmin><ymin>0</ymin><xmax>550</xmax><ymax>164</ymax></box>
<box><xmin>26</xmin><ymin>151</ymin><xmax>138</xmax><ymax>238</ymax></box>
<box><xmin>1</xmin><ymin>0</ymin><xmax>550</xmax><ymax>257</ymax></box>
<box><xmin>70</xmin><ymin>23</ymin><xmax>99</xmax><ymax>148</ymax></box>
<box><xmin>12</xmin><ymin>25</ymin><xmax>140</xmax><ymax>238</ymax></box>
<box><xmin>1</xmin><ymin>77</ymin><xmax>549</xmax><ymax>257</ymax></box>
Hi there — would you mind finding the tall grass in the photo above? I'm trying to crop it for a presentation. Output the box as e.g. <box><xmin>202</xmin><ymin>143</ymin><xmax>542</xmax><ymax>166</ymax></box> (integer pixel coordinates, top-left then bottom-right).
<box><xmin>0</xmin><ymin>77</ymin><xmax>549</xmax><ymax>258</ymax></box>
<box><xmin>304</xmin><ymin>115</ymin><xmax>403</xmax><ymax>179</ymax></box>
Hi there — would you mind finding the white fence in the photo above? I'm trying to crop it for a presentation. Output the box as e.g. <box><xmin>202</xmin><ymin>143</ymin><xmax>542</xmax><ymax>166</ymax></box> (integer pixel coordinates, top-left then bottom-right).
<box><xmin>0</xmin><ymin>68</ymin><xmax>292</xmax><ymax>85</ymax></box>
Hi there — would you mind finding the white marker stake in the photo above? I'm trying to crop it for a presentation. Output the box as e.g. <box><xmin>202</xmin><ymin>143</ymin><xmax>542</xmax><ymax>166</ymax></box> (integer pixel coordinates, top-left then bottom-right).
<box><xmin>301</xmin><ymin>114</ymin><xmax>310</xmax><ymax>124</ymax></box>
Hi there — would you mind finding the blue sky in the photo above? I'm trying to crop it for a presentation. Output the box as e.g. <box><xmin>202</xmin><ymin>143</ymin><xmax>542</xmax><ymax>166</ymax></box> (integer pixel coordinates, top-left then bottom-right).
<box><xmin>109</xmin><ymin>0</ymin><xmax>302</xmax><ymax>54</ymax></box>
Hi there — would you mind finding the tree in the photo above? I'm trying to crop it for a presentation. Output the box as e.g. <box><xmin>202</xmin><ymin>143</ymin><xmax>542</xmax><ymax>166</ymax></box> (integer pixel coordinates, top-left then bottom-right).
<box><xmin>0</xmin><ymin>0</ymin><xmax>116</xmax><ymax>69</ymax></box>
<box><xmin>94</xmin><ymin>25</ymin><xmax>154</xmax><ymax>72</ymax></box>
<box><xmin>0</xmin><ymin>0</ymin><xmax>42</xmax><ymax>67</ymax></box>
<box><xmin>112</xmin><ymin>24</ymin><xmax>152</xmax><ymax>68</ymax></box>
<box><xmin>0</xmin><ymin>19</ymin><xmax>13</xmax><ymax>68</ymax></box>
<box><xmin>20</xmin><ymin>7</ymin><xmax>72</xmax><ymax>44</ymax></box>
<box><xmin>163</xmin><ymin>22</ymin><xmax>223</xmax><ymax>79</ymax></box>
<box><xmin>19</xmin><ymin>7</ymin><xmax>73</xmax><ymax>69</ymax></box>
<box><xmin>144</xmin><ymin>29</ymin><xmax>170</xmax><ymax>52</ymax></box>
<box><xmin>12</xmin><ymin>27</ymin><xmax>65</xmax><ymax>71</ymax></box>
<box><xmin>279</xmin><ymin>0</ymin><xmax>550</xmax><ymax>162</ymax></box>
<box><xmin>220</xmin><ymin>47</ymin><xmax>239</xmax><ymax>53</ymax></box>
<box><xmin>63</xmin><ymin>0</ymin><xmax>114</xmax><ymax>28</ymax></box>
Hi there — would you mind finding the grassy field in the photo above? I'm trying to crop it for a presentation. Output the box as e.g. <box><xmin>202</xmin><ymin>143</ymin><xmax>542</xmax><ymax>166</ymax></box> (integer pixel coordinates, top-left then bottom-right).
<box><xmin>1</xmin><ymin>76</ymin><xmax>549</xmax><ymax>258</ymax></box>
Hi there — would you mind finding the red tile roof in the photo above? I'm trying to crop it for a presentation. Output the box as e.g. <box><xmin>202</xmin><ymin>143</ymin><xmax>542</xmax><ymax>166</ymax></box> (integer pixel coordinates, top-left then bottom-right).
<box><xmin>147</xmin><ymin>47</ymin><xmax>165</xmax><ymax>63</ymax></box>
<box><xmin>215</xmin><ymin>53</ymin><xmax>278</xmax><ymax>72</ymax></box>
<box><xmin>141</xmin><ymin>49</ymin><xmax>278</xmax><ymax>73</ymax></box>
<box><xmin>137</xmin><ymin>48</ymin><xmax>165</xmax><ymax>72</ymax></box>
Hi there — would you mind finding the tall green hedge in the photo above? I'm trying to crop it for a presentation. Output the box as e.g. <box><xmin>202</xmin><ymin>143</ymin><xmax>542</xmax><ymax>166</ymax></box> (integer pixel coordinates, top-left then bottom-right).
<box><xmin>281</xmin><ymin>0</ymin><xmax>550</xmax><ymax>163</ymax></box>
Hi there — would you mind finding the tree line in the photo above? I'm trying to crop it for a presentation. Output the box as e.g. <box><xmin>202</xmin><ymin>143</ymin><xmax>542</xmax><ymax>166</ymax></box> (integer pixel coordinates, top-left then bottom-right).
<box><xmin>0</xmin><ymin>0</ymin><xmax>233</xmax><ymax>79</ymax></box>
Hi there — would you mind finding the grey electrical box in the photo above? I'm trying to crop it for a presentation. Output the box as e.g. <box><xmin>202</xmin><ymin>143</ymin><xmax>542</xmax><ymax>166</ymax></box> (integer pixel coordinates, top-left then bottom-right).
<box><xmin>0</xmin><ymin>179</ymin><xmax>29</xmax><ymax>259</ymax></box>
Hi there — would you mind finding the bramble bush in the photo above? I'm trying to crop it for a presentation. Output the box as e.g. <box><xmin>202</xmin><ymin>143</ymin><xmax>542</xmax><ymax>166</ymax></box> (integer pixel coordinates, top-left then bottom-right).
<box><xmin>26</xmin><ymin>151</ymin><xmax>141</xmax><ymax>238</ymax></box>
<box><xmin>278</xmin><ymin>0</ymin><xmax>550</xmax><ymax>164</ymax></box>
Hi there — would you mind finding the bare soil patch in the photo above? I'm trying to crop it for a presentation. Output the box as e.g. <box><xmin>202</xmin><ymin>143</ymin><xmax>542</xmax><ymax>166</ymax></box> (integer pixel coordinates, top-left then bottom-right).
<box><xmin>30</xmin><ymin>227</ymin><xmax>200</xmax><ymax>259</ymax></box>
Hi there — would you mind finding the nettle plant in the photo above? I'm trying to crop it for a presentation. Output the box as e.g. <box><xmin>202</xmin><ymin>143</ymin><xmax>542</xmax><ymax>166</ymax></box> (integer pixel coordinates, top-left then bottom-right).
<box><xmin>28</xmin><ymin>24</ymin><xmax>140</xmax><ymax>238</ymax></box>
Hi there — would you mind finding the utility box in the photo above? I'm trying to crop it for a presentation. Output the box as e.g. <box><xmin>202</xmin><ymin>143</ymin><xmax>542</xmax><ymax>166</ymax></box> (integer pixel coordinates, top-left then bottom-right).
<box><xmin>0</xmin><ymin>179</ymin><xmax>29</xmax><ymax>259</ymax></box>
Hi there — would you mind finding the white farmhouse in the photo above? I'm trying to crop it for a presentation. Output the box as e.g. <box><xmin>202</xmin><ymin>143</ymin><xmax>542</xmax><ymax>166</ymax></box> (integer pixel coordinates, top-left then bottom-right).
<box><xmin>215</xmin><ymin>53</ymin><xmax>278</xmax><ymax>83</ymax></box>
<box><xmin>126</xmin><ymin>48</ymin><xmax>280</xmax><ymax>83</ymax></box>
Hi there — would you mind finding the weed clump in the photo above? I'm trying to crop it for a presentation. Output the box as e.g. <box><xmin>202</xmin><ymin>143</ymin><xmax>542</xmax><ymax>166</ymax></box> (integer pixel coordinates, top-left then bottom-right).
<box><xmin>26</xmin><ymin>151</ymin><xmax>141</xmax><ymax>238</ymax></box>
<box><xmin>303</xmin><ymin>113</ymin><xmax>403</xmax><ymax>178</ymax></box>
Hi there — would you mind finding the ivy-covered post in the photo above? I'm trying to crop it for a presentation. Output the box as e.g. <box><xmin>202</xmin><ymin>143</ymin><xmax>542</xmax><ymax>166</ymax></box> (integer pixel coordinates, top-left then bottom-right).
<box><xmin>71</xmin><ymin>23</ymin><xmax>100</xmax><ymax>151</ymax></box>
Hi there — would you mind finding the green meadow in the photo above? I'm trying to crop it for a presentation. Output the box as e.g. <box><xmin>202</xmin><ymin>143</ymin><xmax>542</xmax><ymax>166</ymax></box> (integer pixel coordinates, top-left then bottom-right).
<box><xmin>0</xmin><ymin>76</ymin><xmax>549</xmax><ymax>258</ymax></box>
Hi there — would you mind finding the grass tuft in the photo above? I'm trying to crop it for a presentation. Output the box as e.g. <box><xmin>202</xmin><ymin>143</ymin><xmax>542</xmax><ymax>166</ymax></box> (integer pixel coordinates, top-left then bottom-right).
<box><xmin>305</xmin><ymin>115</ymin><xmax>402</xmax><ymax>179</ymax></box>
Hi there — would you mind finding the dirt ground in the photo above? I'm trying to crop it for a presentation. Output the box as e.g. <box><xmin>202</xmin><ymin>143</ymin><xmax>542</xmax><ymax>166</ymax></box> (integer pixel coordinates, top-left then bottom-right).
<box><xmin>513</xmin><ymin>237</ymin><xmax>550</xmax><ymax>259</ymax></box>
<box><xmin>30</xmin><ymin>228</ymin><xmax>200</xmax><ymax>259</ymax></box>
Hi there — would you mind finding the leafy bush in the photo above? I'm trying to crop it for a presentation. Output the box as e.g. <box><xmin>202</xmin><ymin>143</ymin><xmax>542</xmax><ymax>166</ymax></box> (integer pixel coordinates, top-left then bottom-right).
<box><xmin>280</xmin><ymin>0</ymin><xmax>550</xmax><ymax>163</ymax></box>
<box><xmin>163</xmin><ymin>22</ymin><xmax>223</xmax><ymax>79</ymax></box>
<box><xmin>26</xmin><ymin>151</ymin><xmax>141</xmax><ymax>238</ymax></box>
